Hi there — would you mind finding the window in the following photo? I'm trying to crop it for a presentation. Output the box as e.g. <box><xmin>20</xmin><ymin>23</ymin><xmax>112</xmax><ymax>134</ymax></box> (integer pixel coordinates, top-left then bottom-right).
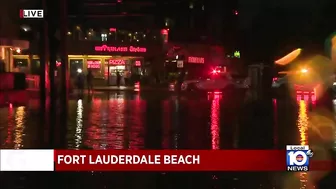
<box><xmin>13</xmin><ymin>59</ymin><xmax>28</xmax><ymax>73</ymax></box>
<box><xmin>101</xmin><ymin>33</ymin><xmax>108</xmax><ymax>41</ymax></box>
<box><xmin>70</xmin><ymin>59</ymin><xmax>83</xmax><ymax>77</ymax></box>
<box><xmin>31</xmin><ymin>59</ymin><xmax>40</xmax><ymax>75</ymax></box>
<box><xmin>87</xmin><ymin>60</ymin><xmax>103</xmax><ymax>78</ymax></box>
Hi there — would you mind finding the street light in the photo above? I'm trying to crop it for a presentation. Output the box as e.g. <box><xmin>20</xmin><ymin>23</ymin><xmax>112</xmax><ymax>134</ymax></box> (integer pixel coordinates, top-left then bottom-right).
<box><xmin>301</xmin><ymin>68</ymin><xmax>308</xmax><ymax>73</ymax></box>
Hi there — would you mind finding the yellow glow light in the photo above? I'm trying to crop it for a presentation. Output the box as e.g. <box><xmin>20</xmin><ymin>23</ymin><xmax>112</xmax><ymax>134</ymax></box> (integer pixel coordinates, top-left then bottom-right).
<box><xmin>275</xmin><ymin>48</ymin><xmax>302</xmax><ymax>65</ymax></box>
<box><xmin>301</xmin><ymin>68</ymin><xmax>308</xmax><ymax>73</ymax></box>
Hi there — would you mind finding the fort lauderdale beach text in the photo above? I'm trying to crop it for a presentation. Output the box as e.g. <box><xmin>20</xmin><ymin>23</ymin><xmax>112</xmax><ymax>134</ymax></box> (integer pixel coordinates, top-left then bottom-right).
<box><xmin>57</xmin><ymin>155</ymin><xmax>201</xmax><ymax>165</ymax></box>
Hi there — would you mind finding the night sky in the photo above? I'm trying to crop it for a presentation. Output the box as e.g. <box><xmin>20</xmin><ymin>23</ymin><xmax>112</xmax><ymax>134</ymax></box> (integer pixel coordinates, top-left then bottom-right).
<box><xmin>15</xmin><ymin>0</ymin><xmax>336</xmax><ymax>62</ymax></box>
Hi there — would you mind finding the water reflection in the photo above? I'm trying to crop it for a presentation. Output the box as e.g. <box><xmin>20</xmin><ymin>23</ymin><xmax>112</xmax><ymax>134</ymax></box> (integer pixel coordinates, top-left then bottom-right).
<box><xmin>210</xmin><ymin>94</ymin><xmax>220</xmax><ymax>149</ymax></box>
<box><xmin>0</xmin><ymin>91</ymin><xmax>324</xmax><ymax>189</ymax></box>
<box><xmin>172</xmin><ymin>96</ymin><xmax>180</xmax><ymax>149</ymax></box>
<box><xmin>129</xmin><ymin>93</ymin><xmax>145</xmax><ymax>149</ymax></box>
<box><xmin>108</xmin><ymin>93</ymin><xmax>125</xmax><ymax>149</ymax></box>
<box><xmin>85</xmin><ymin>98</ymin><xmax>103</xmax><ymax>149</ymax></box>
<box><xmin>273</xmin><ymin>99</ymin><xmax>279</xmax><ymax>147</ymax></box>
<box><xmin>297</xmin><ymin>99</ymin><xmax>309</xmax><ymax>189</ymax></box>
<box><xmin>14</xmin><ymin>106</ymin><xmax>25</xmax><ymax>149</ymax></box>
<box><xmin>4</xmin><ymin>105</ymin><xmax>15</xmax><ymax>147</ymax></box>
<box><xmin>162</xmin><ymin>100</ymin><xmax>171</xmax><ymax>149</ymax></box>
<box><xmin>74</xmin><ymin>99</ymin><xmax>83</xmax><ymax>149</ymax></box>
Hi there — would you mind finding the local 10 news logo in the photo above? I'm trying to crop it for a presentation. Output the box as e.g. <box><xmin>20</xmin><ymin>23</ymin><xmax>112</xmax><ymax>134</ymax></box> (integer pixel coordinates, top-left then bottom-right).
<box><xmin>286</xmin><ymin>145</ymin><xmax>314</xmax><ymax>172</ymax></box>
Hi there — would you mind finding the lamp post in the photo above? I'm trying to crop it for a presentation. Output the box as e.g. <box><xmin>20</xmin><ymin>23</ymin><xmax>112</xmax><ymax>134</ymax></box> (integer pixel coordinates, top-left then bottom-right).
<box><xmin>59</xmin><ymin>0</ymin><xmax>68</xmax><ymax>148</ymax></box>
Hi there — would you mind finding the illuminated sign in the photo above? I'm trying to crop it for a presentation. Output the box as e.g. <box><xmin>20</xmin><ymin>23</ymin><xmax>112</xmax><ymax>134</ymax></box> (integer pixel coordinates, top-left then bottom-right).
<box><xmin>56</xmin><ymin>61</ymin><xmax>61</xmax><ymax>67</ymax></box>
<box><xmin>95</xmin><ymin>45</ymin><xmax>147</xmax><ymax>53</ymax></box>
<box><xmin>135</xmin><ymin>61</ymin><xmax>141</xmax><ymax>66</ymax></box>
<box><xmin>87</xmin><ymin>60</ymin><xmax>101</xmax><ymax>68</ymax></box>
<box><xmin>109</xmin><ymin>59</ymin><xmax>125</xmax><ymax>65</ymax></box>
<box><xmin>188</xmin><ymin>57</ymin><xmax>204</xmax><ymax>64</ymax></box>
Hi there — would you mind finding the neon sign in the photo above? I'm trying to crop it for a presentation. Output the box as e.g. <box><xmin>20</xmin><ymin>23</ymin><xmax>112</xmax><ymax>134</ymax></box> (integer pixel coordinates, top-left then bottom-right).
<box><xmin>87</xmin><ymin>60</ymin><xmax>101</xmax><ymax>68</ymax></box>
<box><xmin>135</xmin><ymin>60</ymin><xmax>141</xmax><ymax>66</ymax></box>
<box><xmin>188</xmin><ymin>57</ymin><xmax>204</xmax><ymax>64</ymax></box>
<box><xmin>109</xmin><ymin>59</ymin><xmax>125</xmax><ymax>65</ymax></box>
<box><xmin>95</xmin><ymin>45</ymin><xmax>147</xmax><ymax>53</ymax></box>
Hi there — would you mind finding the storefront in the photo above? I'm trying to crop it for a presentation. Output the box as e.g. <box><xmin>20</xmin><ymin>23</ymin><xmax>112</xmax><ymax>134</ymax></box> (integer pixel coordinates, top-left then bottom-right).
<box><xmin>164</xmin><ymin>43</ymin><xmax>225</xmax><ymax>79</ymax></box>
<box><xmin>13</xmin><ymin>41</ymin><xmax>162</xmax><ymax>86</ymax></box>
<box><xmin>0</xmin><ymin>39</ymin><xmax>29</xmax><ymax>72</ymax></box>
<box><xmin>68</xmin><ymin>55</ymin><xmax>144</xmax><ymax>85</ymax></box>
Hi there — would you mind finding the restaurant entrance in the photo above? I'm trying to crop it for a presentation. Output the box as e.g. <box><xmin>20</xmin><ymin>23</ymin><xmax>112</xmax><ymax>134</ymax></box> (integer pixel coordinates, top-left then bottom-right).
<box><xmin>105</xmin><ymin>57</ymin><xmax>143</xmax><ymax>86</ymax></box>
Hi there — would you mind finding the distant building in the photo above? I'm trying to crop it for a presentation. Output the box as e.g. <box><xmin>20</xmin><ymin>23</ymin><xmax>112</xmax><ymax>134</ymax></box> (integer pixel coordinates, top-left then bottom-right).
<box><xmin>13</xmin><ymin>0</ymin><xmax>227</xmax><ymax>86</ymax></box>
<box><xmin>0</xmin><ymin>0</ymin><xmax>29</xmax><ymax>72</ymax></box>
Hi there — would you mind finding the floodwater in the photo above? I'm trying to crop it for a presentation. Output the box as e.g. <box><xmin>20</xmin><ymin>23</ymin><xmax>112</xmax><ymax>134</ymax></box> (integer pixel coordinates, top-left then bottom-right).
<box><xmin>0</xmin><ymin>91</ymin><xmax>335</xmax><ymax>189</ymax></box>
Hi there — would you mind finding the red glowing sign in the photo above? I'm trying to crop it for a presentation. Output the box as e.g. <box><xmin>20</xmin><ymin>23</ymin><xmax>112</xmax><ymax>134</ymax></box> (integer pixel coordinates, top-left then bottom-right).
<box><xmin>109</xmin><ymin>59</ymin><xmax>125</xmax><ymax>65</ymax></box>
<box><xmin>109</xmin><ymin>28</ymin><xmax>117</xmax><ymax>32</ymax></box>
<box><xmin>188</xmin><ymin>57</ymin><xmax>205</xmax><ymax>64</ymax></box>
<box><xmin>87</xmin><ymin>60</ymin><xmax>101</xmax><ymax>69</ymax></box>
<box><xmin>56</xmin><ymin>61</ymin><xmax>61</xmax><ymax>67</ymax></box>
<box><xmin>161</xmin><ymin>29</ymin><xmax>168</xmax><ymax>35</ymax></box>
<box><xmin>135</xmin><ymin>61</ymin><xmax>141</xmax><ymax>66</ymax></box>
<box><xmin>94</xmin><ymin>45</ymin><xmax>146</xmax><ymax>53</ymax></box>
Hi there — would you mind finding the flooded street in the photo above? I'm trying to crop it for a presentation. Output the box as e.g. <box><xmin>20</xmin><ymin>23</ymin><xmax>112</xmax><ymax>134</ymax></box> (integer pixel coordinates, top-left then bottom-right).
<box><xmin>0</xmin><ymin>91</ymin><xmax>335</xmax><ymax>188</ymax></box>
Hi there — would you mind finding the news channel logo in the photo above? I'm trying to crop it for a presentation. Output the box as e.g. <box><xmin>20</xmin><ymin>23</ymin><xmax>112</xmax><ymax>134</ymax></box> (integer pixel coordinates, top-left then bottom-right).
<box><xmin>1</xmin><ymin>150</ymin><xmax>27</xmax><ymax>171</ymax></box>
<box><xmin>286</xmin><ymin>145</ymin><xmax>313</xmax><ymax>172</ymax></box>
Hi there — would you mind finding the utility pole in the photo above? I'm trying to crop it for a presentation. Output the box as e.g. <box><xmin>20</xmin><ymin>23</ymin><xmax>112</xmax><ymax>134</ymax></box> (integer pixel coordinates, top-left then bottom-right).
<box><xmin>39</xmin><ymin>0</ymin><xmax>48</xmax><ymax>111</ymax></box>
<box><xmin>59</xmin><ymin>0</ymin><xmax>68</xmax><ymax>148</ymax></box>
<box><xmin>60</xmin><ymin>0</ymin><xmax>68</xmax><ymax>103</ymax></box>
<box><xmin>46</xmin><ymin>0</ymin><xmax>58</xmax><ymax>147</ymax></box>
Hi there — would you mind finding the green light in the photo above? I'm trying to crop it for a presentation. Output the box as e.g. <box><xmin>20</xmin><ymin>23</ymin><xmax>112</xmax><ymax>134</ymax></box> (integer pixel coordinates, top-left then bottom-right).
<box><xmin>234</xmin><ymin>51</ymin><xmax>240</xmax><ymax>58</ymax></box>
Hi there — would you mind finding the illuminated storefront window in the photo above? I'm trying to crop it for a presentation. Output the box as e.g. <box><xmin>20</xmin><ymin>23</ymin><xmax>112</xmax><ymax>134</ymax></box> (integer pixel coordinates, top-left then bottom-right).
<box><xmin>70</xmin><ymin>59</ymin><xmax>83</xmax><ymax>77</ymax></box>
<box><xmin>135</xmin><ymin>60</ymin><xmax>141</xmax><ymax>66</ymax></box>
<box><xmin>87</xmin><ymin>60</ymin><xmax>103</xmax><ymax>77</ymax></box>
<box><xmin>13</xmin><ymin>59</ymin><xmax>28</xmax><ymax>72</ymax></box>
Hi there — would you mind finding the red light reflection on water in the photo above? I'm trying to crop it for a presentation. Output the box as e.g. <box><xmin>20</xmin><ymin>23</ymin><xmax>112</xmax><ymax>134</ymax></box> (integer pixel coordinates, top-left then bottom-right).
<box><xmin>107</xmin><ymin>96</ymin><xmax>125</xmax><ymax>149</ymax></box>
<box><xmin>162</xmin><ymin>100</ymin><xmax>171</xmax><ymax>149</ymax></box>
<box><xmin>4</xmin><ymin>104</ymin><xmax>15</xmax><ymax>147</ymax></box>
<box><xmin>4</xmin><ymin>106</ymin><xmax>25</xmax><ymax>149</ymax></box>
<box><xmin>129</xmin><ymin>94</ymin><xmax>145</xmax><ymax>149</ymax></box>
<box><xmin>273</xmin><ymin>99</ymin><xmax>278</xmax><ymax>147</ymax></box>
<box><xmin>210</xmin><ymin>94</ymin><xmax>221</xmax><ymax>149</ymax></box>
<box><xmin>84</xmin><ymin>98</ymin><xmax>103</xmax><ymax>149</ymax></box>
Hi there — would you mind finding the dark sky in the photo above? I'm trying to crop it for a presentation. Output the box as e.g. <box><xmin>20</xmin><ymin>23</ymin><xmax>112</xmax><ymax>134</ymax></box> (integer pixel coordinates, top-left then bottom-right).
<box><xmin>236</xmin><ymin>0</ymin><xmax>336</xmax><ymax>61</ymax></box>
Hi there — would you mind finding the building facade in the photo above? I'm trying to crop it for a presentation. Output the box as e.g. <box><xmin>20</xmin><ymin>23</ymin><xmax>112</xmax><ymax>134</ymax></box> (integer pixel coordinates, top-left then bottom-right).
<box><xmin>0</xmin><ymin>0</ymin><xmax>29</xmax><ymax>72</ymax></box>
<box><xmin>11</xmin><ymin>0</ymin><xmax>226</xmax><ymax>86</ymax></box>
